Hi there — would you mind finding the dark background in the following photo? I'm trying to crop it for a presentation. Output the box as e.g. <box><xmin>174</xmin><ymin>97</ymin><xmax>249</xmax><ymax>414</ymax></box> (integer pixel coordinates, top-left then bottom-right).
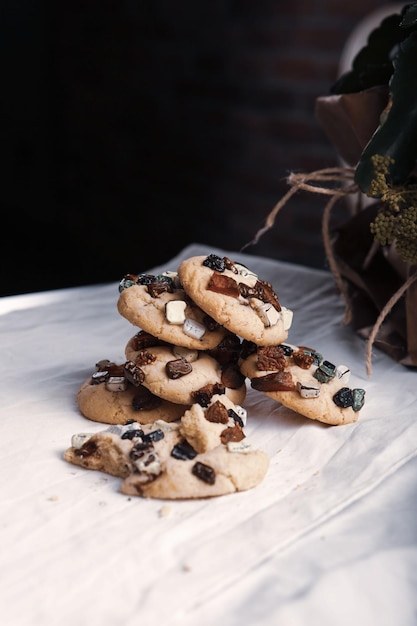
<box><xmin>2</xmin><ymin>0</ymin><xmax>395</xmax><ymax>296</ymax></box>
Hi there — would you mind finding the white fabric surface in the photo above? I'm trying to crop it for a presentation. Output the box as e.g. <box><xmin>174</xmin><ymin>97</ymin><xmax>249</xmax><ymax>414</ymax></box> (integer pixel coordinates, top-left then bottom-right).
<box><xmin>1</xmin><ymin>243</ymin><xmax>416</xmax><ymax>626</ymax></box>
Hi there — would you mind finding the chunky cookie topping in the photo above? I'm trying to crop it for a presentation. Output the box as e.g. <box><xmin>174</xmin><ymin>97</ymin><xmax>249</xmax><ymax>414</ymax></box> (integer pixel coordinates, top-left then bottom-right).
<box><xmin>165</xmin><ymin>357</ymin><xmax>193</xmax><ymax>379</ymax></box>
<box><xmin>202</xmin><ymin>254</ymin><xmax>285</xmax><ymax>330</ymax></box>
<box><xmin>89</xmin><ymin>358</ymin><xmax>164</xmax><ymax>411</ymax></box>
<box><xmin>248</xmin><ymin>343</ymin><xmax>366</xmax><ymax>412</ymax></box>
<box><xmin>171</xmin><ymin>439</ymin><xmax>198</xmax><ymax>461</ymax></box>
<box><xmin>205</xmin><ymin>400</ymin><xmax>229</xmax><ymax>424</ymax></box>
<box><xmin>192</xmin><ymin>461</ymin><xmax>216</xmax><ymax>485</ymax></box>
<box><xmin>191</xmin><ymin>382</ymin><xmax>226</xmax><ymax>407</ymax></box>
<box><xmin>124</xmin><ymin>360</ymin><xmax>145</xmax><ymax>386</ymax></box>
<box><xmin>119</xmin><ymin>272</ymin><xmax>176</xmax><ymax>293</ymax></box>
<box><xmin>251</xmin><ymin>371</ymin><xmax>296</xmax><ymax>392</ymax></box>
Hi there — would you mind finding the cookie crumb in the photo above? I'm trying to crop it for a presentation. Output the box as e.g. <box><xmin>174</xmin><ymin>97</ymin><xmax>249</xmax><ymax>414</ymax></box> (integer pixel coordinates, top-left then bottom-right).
<box><xmin>47</xmin><ymin>495</ymin><xmax>59</xmax><ymax>502</ymax></box>
<box><xmin>158</xmin><ymin>504</ymin><xmax>172</xmax><ymax>518</ymax></box>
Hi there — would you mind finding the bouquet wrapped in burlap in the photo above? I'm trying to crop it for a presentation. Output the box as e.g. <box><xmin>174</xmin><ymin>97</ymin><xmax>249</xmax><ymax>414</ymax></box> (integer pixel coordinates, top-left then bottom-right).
<box><xmin>249</xmin><ymin>3</ymin><xmax>417</xmax><ymax>374</ymax></box>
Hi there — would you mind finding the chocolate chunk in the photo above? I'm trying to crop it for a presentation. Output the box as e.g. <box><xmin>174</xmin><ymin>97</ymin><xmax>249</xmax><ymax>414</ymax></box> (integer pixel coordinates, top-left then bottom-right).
<box><xmin>147</xmin><ymin>281</ymin><xmax>173</xmax><ymax>297</ymax></box>
<box><xmin>192</xmin><ymin>461</ymin><xmax>216</xmax><ymax>485</ymax></box>
<box><xmin>223</xmin><ymin>256</ymin><xmax>238</xmax><ymax>273</ymax></box>
<box><xmin>143</xmin><ymin>429</ymin><xmax>165</xmax><ymax>442</ymax></box>
<box><xmin>292</xmin><ymin>350</ymin><xmax>315</xmax><ymax>369</ymax></box>
<box><xmin>191</xmin><ymin>383</ymin><xmax>226</xmax><ymax>407</ymax></box>
<box><xmin>107</xmin><ymin>363</ymin><xmax>127</xmax><ymax>377</ymax></box>
<box><xmin>121</xmin><ymin>428</ymin><xmax>144</xmax><ymax>440</ymax></box>
<box><xmin>254</xmin><ymin>279</ymin><xmax>281</xmax><ymax>310</ymax></box>
<box><xmin>165</xmin><ymin>357</ymin><xmax>193</xmax><ymax>379</ymax></box>
<box><xmin>123</xmin><ymin>360</ymin><xmax>145</xmax><ymax>386</ymax></box>
<box><xmin>251</xmin><ymin>371</ymin><xmax>296</xmax><ymax>392</ymax></box>
<box><xmin>171</xmin><ymin>440</ymin><xmax>197</xmax><ymax>460</ymax></box>
<box><xmin>207</xmin><ymin>272</ymin><xmax>240</xmax><ymax>298</ymax></box>
<box><xmin>93</xmin><ymin>360</ymin><xmax>126</xmax><ymax>380</ymax></box>
<box><xmin>132</xmin><ymin>331</ymin><xmax>165</xmax><ymax>351</ymax></box>
<box><xmin>134</xmin><ymin>350</ymin><xmax>157</xmax><ymax>367</ymax></box>
<box><xmin>205</xmin><ymin>400</ymin><xmax>229</xmax><ymax>424</ymax></box>
<box><xmin>95</xmin><ymin>359</ymin><xmax>113</xmax><ymax>371</ymax></box>
<box><xmin>220</xmin><ymin>424</ymin><xmax>245</xmax><ymax>445</ymax></box>
<box><xmin>297</xmin><ymin>346</ymin><xmax>322</xmax><ymax>365</ymax></box>
<box><xmin>257</xmin><ymin>345</ymin><xmax>286</xmax><ymax>371</ymax></box>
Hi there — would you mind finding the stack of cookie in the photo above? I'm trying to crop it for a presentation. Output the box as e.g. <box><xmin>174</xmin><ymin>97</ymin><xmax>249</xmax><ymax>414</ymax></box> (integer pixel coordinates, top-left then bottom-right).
<box><xmin>65</xmin><ymin>253</ymin><xmax>365</xmax><ymax>499</ymax></box>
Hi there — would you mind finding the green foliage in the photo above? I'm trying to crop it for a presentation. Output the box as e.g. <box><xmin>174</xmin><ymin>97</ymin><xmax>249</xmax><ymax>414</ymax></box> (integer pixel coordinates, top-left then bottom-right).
<box><xmin>331</xmin><ymin>3</ymin><xmax>417</xmax><ymax>192</ymax></box>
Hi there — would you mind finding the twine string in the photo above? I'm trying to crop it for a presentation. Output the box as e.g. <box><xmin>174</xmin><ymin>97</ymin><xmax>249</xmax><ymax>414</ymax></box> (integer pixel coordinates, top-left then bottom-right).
<box><xmin>365</xmin><ymin>269</ymin><xmax>417</xmax><ymax>376</ymax></box>
<box><xmin>242</xmin><ymin>165</ymin><xmax>414</xmax><ymax>375</ymax></box>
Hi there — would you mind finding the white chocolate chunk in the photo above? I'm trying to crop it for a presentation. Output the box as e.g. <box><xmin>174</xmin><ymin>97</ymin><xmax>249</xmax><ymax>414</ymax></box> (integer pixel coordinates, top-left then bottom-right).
<box><xmin>227</xmin><ymin>440</ymin><xmax>253</xmax><ymax>453</ymax></box>
<box><xmin>281</xmin><ymin>306</ymin><xmax>293</xmax><ymax>331</ymax></box>
<box><xmin>162</xmin><ymin>271</ymin><xmax>182</xmax><ymax>288</ymax></box>
<box><xmin>234</xmin><ymin>263</ymin><xmax>258</xmax><ymax>287</ymax></box>
<box><xmin>234</xmin><ymin>405</ymin><xmax>247</xmax><ymax>425</ymax></box>
<box><xmin>152</xmin><ymin>419</ymin><xmax>181</xmax><ymax>432</ymax></box>
<box><xmin>172</xmin><ymin>345</ymin><xmax>199</xmax><ymax>362</ymax></box>
<box><xmin>91</xmin><ymin>371</ymin><xmax>108</xmax><ymax>384</ymax></box>
<box><xmin>106</xmin><ymin>425</ymin><xmax>124</xmax><ymax>436</ymax></box>
<box><xmin>105</xmin><ymin>376</ymin><xmax>128</xmax><ymax>392</ymax></box>
<box><xmin>183</xmin><ymin>318</ymin><xmax>206</xmax><ymax>339</ymax></box>
<box><xmin>253</xmin><ymin>301</ymin><xmax>281</xmax><ymax>327</ymax></box>
<box><xmin>132</xmin><ymin>448</ymin><xmax>161</xmax><ymax>478</ymax></box>
<box><xmin>297</xmin><ymin>381</ymin><xmax>321</xmax><ymax>398</ymax></box>
<box><xmin>165</xmin><ymin>300</ymin><xmax>187</xmax><ymax>324</ymax></box>
<box><xmin>71</xmin><ymin>433</ymin><xmax>93</xmax><ymax>449</ymax></box>
<box><xmin>336</xmin><ymin>364</ymin><xmax>350</xmax><ymax>383</ymax></box>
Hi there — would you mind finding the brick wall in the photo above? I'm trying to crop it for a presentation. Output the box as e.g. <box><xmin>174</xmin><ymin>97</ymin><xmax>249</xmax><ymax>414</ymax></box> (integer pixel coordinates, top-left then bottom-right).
<box><xmin>2</xmin><ymin>0</ymin><xmax>403</xmax><ymax>294</ymax></box>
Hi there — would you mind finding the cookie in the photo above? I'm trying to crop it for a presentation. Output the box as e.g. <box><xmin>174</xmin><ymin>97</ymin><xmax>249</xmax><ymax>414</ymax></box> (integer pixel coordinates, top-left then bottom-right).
<box><xmin>177</xmin><ymin>254</ymin><xmax>293</xmax><ymax>346</ymax></box>
<box><xmin>117</xmin><ymin>271</ymin><xmax>229</xmax><ymax>349</ymax></box>
<box><xmin>124</xmin><ymin>337</ymin><xmax>247</xmax><ymax>406</ymax></box>
<box><xmin>77</xmin><ymin>359</ymin><xmax>188</xmax><ymax>425</ymax></box>
<box><xmin>179</xmin><ymin>393</ymin><xmax>247</xmax><ymax>454</ymax></box>
<box><xmin>239</xmin><ymin>342</ymin><xmax>365</xmax><ymax>425</ymax></box>
<box><xmin>64</xmin><ymin>418</ymin><xmax>270</xmax><ymax>500</ymax></box>
<box><xmin>121</xmin><ymin>439</ymin><xmax>269</xmax><ymax>500</ymax></box>
<box><xmin>64</xmin><ymin>419</ymin><xmax>181</xmax><ymax>478</ymax></box>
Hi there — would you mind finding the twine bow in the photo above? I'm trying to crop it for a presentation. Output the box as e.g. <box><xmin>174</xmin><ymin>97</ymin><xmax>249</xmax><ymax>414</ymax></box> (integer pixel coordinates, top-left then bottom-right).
<box><xmin>242</xmin><ymin>166</ymin><xmax>417</xmax><ymax>376</ymax></box>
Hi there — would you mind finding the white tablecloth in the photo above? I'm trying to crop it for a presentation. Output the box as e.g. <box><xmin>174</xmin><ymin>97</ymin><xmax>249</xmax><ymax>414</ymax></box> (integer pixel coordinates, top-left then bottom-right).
<box><xmin>1</xmin><ymin>243</ymin><xmax>416</xmax><ymax>626</ymax></box>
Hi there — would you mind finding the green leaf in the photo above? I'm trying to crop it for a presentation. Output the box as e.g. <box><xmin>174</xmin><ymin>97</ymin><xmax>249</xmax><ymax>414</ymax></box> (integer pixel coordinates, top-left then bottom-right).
<box><xmin>354</xmin><ymin>31</ymin><xmax>417</xmax><ymax>192</ymax></box>
<box><xmin>331</xmin><ymin>13</ymin><xmax>405</xmax><ymax>94</ymax></box>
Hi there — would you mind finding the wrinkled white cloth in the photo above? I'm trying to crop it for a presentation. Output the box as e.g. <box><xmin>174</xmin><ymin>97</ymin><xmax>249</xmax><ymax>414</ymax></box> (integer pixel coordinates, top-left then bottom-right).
<box><xmin>1</xmin><ymin>243</ymin><xmax>416</xmax><ymax>626</ymax></box>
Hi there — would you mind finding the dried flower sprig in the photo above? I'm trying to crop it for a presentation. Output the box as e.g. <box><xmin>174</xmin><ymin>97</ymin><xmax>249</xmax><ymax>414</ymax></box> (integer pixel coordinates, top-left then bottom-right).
<box><xmin>368</xmin><ymin>154</ymin><xmax>417</xmax><ymax>264</ymax></box>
